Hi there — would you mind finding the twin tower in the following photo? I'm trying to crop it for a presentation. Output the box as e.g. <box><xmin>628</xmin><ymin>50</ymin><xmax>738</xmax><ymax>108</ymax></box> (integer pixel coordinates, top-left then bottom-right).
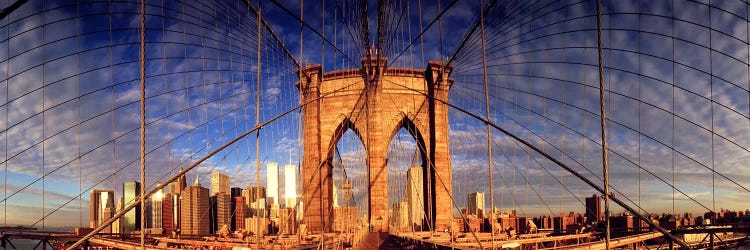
<box><xmin>296</xmin><ymin>56</ymin><xmax>454</xmax><ymax>233</ymax></box>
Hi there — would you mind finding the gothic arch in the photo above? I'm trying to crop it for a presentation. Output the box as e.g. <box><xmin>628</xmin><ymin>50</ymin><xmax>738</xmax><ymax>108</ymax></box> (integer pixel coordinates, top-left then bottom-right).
<box><xmin>325</xmin><ymin>116</ymin><xmax>367</xmax><ymax>162</ymax></box>
<box><xmin>386</xmin><ymin>114</ymin><xmax>428</xmax><ymax>167</ymax></box>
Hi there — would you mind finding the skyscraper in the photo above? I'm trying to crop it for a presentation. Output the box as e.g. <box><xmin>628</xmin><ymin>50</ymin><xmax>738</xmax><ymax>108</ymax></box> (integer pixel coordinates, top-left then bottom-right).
<box><xmin>215</xmin><ymin>193</ymin><xmax>232</xmax><ymax>231</ymax></box>
<box><xmin>392</xmin><ymin>201</ymin><xmax>409</xmax><ymax>228</ymax></box>
<box><xmin>181</xmin><ymin>177</ymin><xmax>210</xmax><ymax>235</ymax></box>
<box><xmin>210</xmin><ymin>172</ymin><xmax>230</xmax><ymax>196</ymax></box>
<box><xmin>279</xmin><ymin>207</ymin><xmax>297</xmax><ymax>234</ymax></box>
<box><xmin>266</xmin><ymin>162</ymin><xmax>279</xmax><ymax>206</ymax></box>
<box><xmin>112</xmin><ymin>197</ymin><xmax>123</xmax><ymax>234</ymax></box>
<box><xmin>149</xmin><ymin>189</ymin><xmax>164</xmax><ymax>230</ymax></box>
<box><xmin>284</xmin><ymin>164</ymin><xmax>296</xmax><ymax>208</ymax></box>
<box><xmin>468</xmin><ymin>192</ymin><xmax>485</xmax><ymax>216</ymax></box>
<box><xmin>585</xmin><ymin>194</ymin><xmax>602</xmax><ymax>223</ymax></box>
<box><xmin>230</xmin><ymin>187</ymin><xmax>242</xmax><ymax>231</ymax></box>
<box><xmin>242</xmin><ymin>186</ymin><xmax>266</xmax><ymax>206</ymax></box>
<box><xmin>209</xmin><ymin>196</ymin><xmax>217</xmax><ymax>234</ymax></box>
<box><xmin>162</xmin><ymin>194</ymin><xmax>175</xmax><ymax>233</ymax></box>
<box><xmin>168</xmin><ymin>170</ymin><xmax>187</xmax><ymax>194</ymax></box>
<box><xmin>333</xmin><ymin>186</ymin><xmax>338</xmax><ymax>208</ymax></box>
<box><xmin>297</xmin><ymin>198</ymin><xmax>304</xmax><ymax>221</ymax></box>
<box><xmin>234</xmin><ymin>196</ymin><xmax>246</xmax><ymax>231</ymax></box>
<box><xmin>406</xmin><ymin>166</ymin><xmax>423</xmax><ymax>228</ymax></box>
<box><xmin>333</xmin><ymin>206</ymin><xmax>358</xmax><ymax>232</ymax></box>
<box><xmin>122</xmin><ymin>181</ymin><xmax>141</xmax><ymax>233</ymax></box>
<box><xmin>89</xmin><ymin>189</ymin><xmax>115</xmax><ymax>233</ymax></box>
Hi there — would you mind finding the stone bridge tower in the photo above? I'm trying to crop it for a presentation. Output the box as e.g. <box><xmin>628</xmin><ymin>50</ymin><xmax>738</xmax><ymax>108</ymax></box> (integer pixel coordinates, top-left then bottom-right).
<box><xmin>297</xmin><ymin>56</ymin><xmax>453</xmax><ymax>233</ymax></box>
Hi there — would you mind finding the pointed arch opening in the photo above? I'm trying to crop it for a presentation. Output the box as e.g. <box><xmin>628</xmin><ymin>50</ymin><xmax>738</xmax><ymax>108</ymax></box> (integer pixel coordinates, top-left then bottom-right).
<box><xmin>326</xmin><ymin>117</ymin><xmax>368</xmax><ymax>232</ymax></box>
<box><xmin>386</xmin><ymin>115</ymin><xmax>432</xmax><ymax>232</ymax></box>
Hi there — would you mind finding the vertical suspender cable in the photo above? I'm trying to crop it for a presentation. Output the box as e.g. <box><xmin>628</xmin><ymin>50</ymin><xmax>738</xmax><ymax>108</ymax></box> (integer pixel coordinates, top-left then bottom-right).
<box><xmin>111</xmin><ymin>0</ymin><xmax>117</xmax><ymax>225</ymax></box>
<box><xmin>255</xmin><ymin>0</ymin><xmax>262</xmax><ymax>245</ymax></box>
<box><xmin>320</xmin><ymin>0</ymin><xmax>326</xmax><ymax>246</ymax></box>
<box><xmin>594</xmin><ymin>0</ymin><xmax>610</xmax><ymax>249</ymax></box>
<box><xmin>3</xmin><ymin>2</ymin><xmax>7</xmax><ymax>226</ymax></box>
<box><xmin>708</xmin><ymin>0</ymin><xmax>716</xmax><ymax>214</ymax></box>
<box><xmin>436</xmin><ymin>0</ymin><xmax>444</xmax><ymax>64</ymax></box>
<box><xmin>298</xmin><ymin>0</ymin><xmax>303</xmax><ymax>246</ymax></box>
<box><xmin>77</xmin><ymin>0</ymin><xmax>82</xmax><ymax>228</ymax></box>
<box><xmin>418</xmin><ymin>0</ymin><xmax>431</xmax><ymax>234</ymax></box>
<box><xmin>2</xmin><ymin>1</ymin><xmax>8</xmax><ymax>226</ymax></box>
<box><xmin>138</xmin><ymin>0</ymin><xmax>147</xmax><ymax>247</ymax></box>
<box><xmin>478</xmin><ymin>0</ymin><xmax>494</xmax><ymax>247</ymax></box>
<box><xmin>671</xmin><ymin>0</ymin><xmax>676</xmax><ymax>216</ymax></box>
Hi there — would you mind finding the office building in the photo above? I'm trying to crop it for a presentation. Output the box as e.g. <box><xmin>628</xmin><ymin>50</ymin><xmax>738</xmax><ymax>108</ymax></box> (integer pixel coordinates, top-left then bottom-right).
<box><xmin>210</xmin><ymin>172</ymin><xmax>230</xmax><ymax>196</ymax></box>
<box><xmin>216</xmin><ymin>193</ymin><xmax>232</xmax><ymax>231</ymax></box>
<box><xmin>585</xmin><ymin>194</ymin><xmax>602</xmax><ymax>223</ymax></box>
<box><xmin>406</xmin><ymin>166</ymin><xmax>423</xmax><ymax>228</ymax></box>
<box><xmin>334</xmin><ymin>206</ymin><xmax>358</xmax><ymax>232</ymax></box>
<box><xmin>279</xmin><ymin>207</ymin><xmax>297</xmax><ymax>235</ymax></box>
<box><xmin>112</xmin><ymin>197</ymin><xmax>123</xmax><ymax>234</ymax></box>
<box><xmin>392</xmin><ymin>201</ymin><xmax>409</xmax><ymax>228</ymax></box>
<box><xmin>209</xmin><ymin>196</ymin><xmax>217</xmax><ymax>234</ymax></box>
<box><xmin>297</xmin><ymin>199</ymin><xmax>304</xmax><ymax>221</ymax></box>
<box><xmin>168</xmin><ymin>170</ymin><xmax>187</xmax><ymax>194</ymax></box>
<box><xmin>181</xmin><ymin>177</ymin><xmax>210</xmax><ymax>235</ymax></box>
<box><xmin>468</xmin><ymin>192</ymin><xmax>485</xmax><ymax>217</ymax></box>
<box><xmin>230</xmin><ymin>187</ymin><xmax>242</xmax><ymax>231</ymax></box>
<box><xmin>341</xmin><ymin>179</ymin><xmax>353</xmax><ymax>206</ymax></box>
<box><xmin>270</xmin><ymin>203</ymin><xmax>280</xmax><ymax>220</ymax></box>
<box><xmin>250</xmin><ymin>198</ymin><xmax>267</xmax><ymax>218</ymax></box>
<box><xmin>246</xmin><ymin>217</ymin><xmax>268</xmax><ymax>236</ymax></box>
<box><xmin>333</xmin><ymin>186</ymin><xmax>338</xmax><ymax>208</ymax></box>
<box><xmin>148</xmin><ymin>189</ymin><xmax>164</xmax><ymax>230</ymax></box>
<box><xmin>284</xmin><ymin>164</ymin><xmax>296</xmax><ymax>208</ymax></box>
<box><xmin>234</xmin><ymin>196</ymin><xmax>246</xmax><ymax>231</ymax></box>
<box><xmin>89</xmin><ymin>189</ymin><xmax>115</xmax><ymax>233</ymax></box>
<box><xmin>162</xmin><ymin>194</ymin><xmax>175</xmax><ymax>233</ymax></box>
<box><xmin>266</xmin><ymin>162</ymin><xmax>279</xmax><ymax>205</ymax></box>
<box><xmin>122</xmin><ymin>181</ymin><xmax>141</xmax><ymax>233</ymax></box>
<box><xmin>242</xmin><ymin>186</ymin><xmax>266</xmax><ymax>207</ymax></box>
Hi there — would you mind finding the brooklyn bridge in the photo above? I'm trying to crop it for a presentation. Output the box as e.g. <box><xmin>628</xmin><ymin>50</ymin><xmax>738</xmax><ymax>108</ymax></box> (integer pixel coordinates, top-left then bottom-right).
<box><xmin>0</xmin><ymin>0</ymin><xmax>749</xmax><ymax>249</ymax></box>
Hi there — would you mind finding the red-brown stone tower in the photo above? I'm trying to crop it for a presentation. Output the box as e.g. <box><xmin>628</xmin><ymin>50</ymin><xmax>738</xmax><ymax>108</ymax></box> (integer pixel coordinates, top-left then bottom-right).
<box><xmin>297</xmin><ymin>57</ymin><xmax>453</xmax><ymax>233</ymax></box>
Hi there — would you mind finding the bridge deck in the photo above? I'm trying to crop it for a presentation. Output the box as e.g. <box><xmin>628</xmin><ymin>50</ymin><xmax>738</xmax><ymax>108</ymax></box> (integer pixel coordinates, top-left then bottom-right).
<box><xmin>89</xmin><ymin>237</ymin><xmax>165</xmax><ymax>250</ymax></box>
<box><xmin>392</xmin><ymin>232</ymin><xmax>595</xmax><ymax>249</ymax></box>
<box><xmin>557</xmin><ymin>232</ymin><xmax>664</xmax><ymax>250</ymax></box>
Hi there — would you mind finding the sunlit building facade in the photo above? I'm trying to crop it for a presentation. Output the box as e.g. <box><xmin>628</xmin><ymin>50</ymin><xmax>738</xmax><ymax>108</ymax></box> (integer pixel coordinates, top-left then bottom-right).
<box><xmin>468</xmin><ymin>192</ymin><xmax>485</xmax><ymax>217</ymax></box>
<box><xmin>266</xmin><ymin>162</ymin><xmax>279</xmax><ymax>206</ymax></box>
<box><xmin>284</xmin><ymin>164</ymin><xmax>297</xmax><ymax>208</ymax></box>
<box><xmin>210</xmin><ymin>172</ymin><xmax>230</xmax><ymax>196</ymax></box>
<box><xmin>89</xmin><ymin>190</ymin><xmax>115</xmax><ymax>233</ymax></box>
<box><xmin>148</xmin><ymin>189</ymin><xmax>164</xmax><ymax>230</ymax></box>
<box><xmin>181</xmin><ymin>178</ymin><xmax>209</xmax><ymax>235</ymax></box>
<box><xmin>406</xmin><ymin>166</ymin><xmax>423</xmax><ymax>229</ymax></box>
<box><xmin>122</xmin><ymin>181</ymin><xmax>141</xmax><ymax>233</ymax></box>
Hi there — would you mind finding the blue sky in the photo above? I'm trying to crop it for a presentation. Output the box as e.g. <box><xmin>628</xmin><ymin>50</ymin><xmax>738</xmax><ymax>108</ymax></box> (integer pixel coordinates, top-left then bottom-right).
<box><xmin>0</xmin><ymin>0</ymin><xmax>749</xmax><ymax>228</ymax></box>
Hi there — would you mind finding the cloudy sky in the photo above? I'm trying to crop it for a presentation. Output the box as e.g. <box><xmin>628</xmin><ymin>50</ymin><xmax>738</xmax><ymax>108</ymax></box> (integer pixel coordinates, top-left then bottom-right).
<box><xmin>0</xmin><ymin>0</ymin><xmax>748</xmax><ymax>228</ymax></box>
